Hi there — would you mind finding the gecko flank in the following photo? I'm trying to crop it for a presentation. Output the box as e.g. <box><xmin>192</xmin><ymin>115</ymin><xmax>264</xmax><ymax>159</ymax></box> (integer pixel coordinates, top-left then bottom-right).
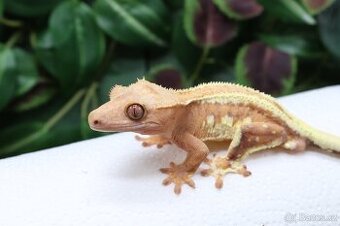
<box><xmin>88</xmin><ymin>80</ymin><xmax>340</xmax><ymax>194</ymax></box>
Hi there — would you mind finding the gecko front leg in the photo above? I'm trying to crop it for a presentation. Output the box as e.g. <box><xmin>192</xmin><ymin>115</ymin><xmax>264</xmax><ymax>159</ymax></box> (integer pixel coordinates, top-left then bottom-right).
<box><xmin>160</xmin><ymin>131</ymin><xmax>209</xmax><ymax>194</ymax></box>
<box><xmin>202</xmin><ymin>121</ymin><xmax>288</xmax><ymax>189</ymax></box>
<box><xmin>135</xmin><ymin>135</ymin><xmax>171</xmax><ymax>148</ymax></box>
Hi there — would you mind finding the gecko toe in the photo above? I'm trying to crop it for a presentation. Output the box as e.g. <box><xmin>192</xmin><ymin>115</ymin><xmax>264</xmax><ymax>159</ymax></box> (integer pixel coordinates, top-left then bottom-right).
<box><xmin>184</xmin><ymin>177</ymin><xmax>196</xmax><ymax>188</ymax></box>
<box><xmin>237</xmin><ymin>165</ymin><xmax>251</xmax><ymax>177</ymax></box>
<box><xmin>162</xmin><ymin>177</ymin><xmax>172</xmax><ymax>186</ymax></box>
<box><xmin>160</xmin><ymin>162</ymin><xmax>196</xmax><ymax>194</ymax></box>
<box><xmin>160</xmin><ymin>168</ymin><xmax>170</xmax><ymax>174</ymax></box>
<box><xmin>174</xmin><ymin>183</ymin><xmax>182</xmax><ymax>195</ymax></box>
<box><xmin>215</xmin><ymin>176</ymin><xmax>224</xmax><ymax>189</ymax></box>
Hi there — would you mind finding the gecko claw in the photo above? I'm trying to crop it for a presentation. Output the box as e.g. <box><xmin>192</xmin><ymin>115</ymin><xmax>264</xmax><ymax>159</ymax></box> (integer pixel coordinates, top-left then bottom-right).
<box><xmin>184</xmin><ymin>177</ymin><xmax>196</xmax><ymax>188</ymax></box>
<box><xmin>160</xmin><ymin>162</ymin><xmax>195</xmax><ymax>195</ymax></box>
<box><xmin>237</xmin><ymin>165</ymin><xmax>252</xmax><ymax>177</ymax></box>
<box><xmin>201</xmin><ymin>156</ymin><xmax>251</xmax><ymax>189</ymax></box>
<box><xmin>162</xmin><ymin>177</ymin><xmax>172</xmax><ymax>186</ymax></box>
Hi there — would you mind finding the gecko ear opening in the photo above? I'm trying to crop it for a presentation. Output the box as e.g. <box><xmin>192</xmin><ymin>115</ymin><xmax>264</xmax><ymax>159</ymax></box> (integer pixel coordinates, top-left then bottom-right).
<box><xmin>126</xmin><ymin>104</ymin><xmax>145</xmax><ymax>121</ymax></box>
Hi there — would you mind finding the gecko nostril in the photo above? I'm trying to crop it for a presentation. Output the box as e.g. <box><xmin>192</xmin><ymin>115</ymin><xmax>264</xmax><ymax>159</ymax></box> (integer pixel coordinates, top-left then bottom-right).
<box><xmin>93</xmin><ymin>120</ymin><xmax>100</xmax><ymax>125</ymax></box>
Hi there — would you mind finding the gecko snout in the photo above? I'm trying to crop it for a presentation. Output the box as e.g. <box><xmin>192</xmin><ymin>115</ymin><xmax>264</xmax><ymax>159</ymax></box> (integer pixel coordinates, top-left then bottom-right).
<box><xmin>88</xmin><ymin>111</ymin><xmax>102</xmax><ymax>129</ymax></box>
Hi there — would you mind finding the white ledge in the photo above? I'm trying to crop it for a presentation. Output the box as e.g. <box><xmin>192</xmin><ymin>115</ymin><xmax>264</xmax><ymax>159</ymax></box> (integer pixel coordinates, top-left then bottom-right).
<box><xmin>1</xmin><ymin>86</ymin><xmax>340</xmax><ymax>226</ymax></box>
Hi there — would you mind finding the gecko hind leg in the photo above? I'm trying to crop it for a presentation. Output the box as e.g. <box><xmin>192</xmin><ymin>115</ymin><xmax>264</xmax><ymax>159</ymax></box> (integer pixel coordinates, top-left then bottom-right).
<box><xmin>135</xmin><ymin>135</ymin><xmax>171</xmax><ymax>148</ymax></box>
<box><xmin>201</xmin><ymin>122</ymin><xmax>288</xmax><ymax>189</ymax></box>
<box><xmin>201</xmin><ymin>156</ymin><xmax>251</xmax><ymax>189</ymax></box>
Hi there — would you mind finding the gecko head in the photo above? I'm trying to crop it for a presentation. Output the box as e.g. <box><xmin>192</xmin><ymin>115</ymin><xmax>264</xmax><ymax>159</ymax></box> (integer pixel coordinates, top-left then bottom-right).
<box><xmin>88</xmin><ymin>80</ymin><xmax>179</xmax><ymax>135</ymax></box>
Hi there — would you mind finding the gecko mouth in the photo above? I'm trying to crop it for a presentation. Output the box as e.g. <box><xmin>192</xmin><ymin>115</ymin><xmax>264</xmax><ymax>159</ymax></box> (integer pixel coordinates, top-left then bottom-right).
<box><xmin>89</xmin><ymin>122</ymin><xmax>160</xmax><ymax>133</ymax></box>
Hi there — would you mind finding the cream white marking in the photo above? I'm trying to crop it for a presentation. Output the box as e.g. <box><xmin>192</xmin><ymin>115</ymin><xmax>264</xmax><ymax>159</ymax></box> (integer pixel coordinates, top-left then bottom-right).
<box><xmin>206</xmin><ymin>115</ymin><xmax>215</xmax><ymax>127</ymax></box>
<box><xmin>221</xmin><ymin>115</ymin><xmax>233</xmax><ymax>127</ymax></box>
<box><xmin>284</xmin><ymin>140</ymin><xmax>298</xmax><ymax>150</ymax></box>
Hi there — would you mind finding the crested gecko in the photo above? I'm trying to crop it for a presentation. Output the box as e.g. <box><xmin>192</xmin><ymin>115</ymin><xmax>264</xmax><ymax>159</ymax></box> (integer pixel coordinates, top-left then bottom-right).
<box><xmin>88</xmin><ymin>80</ymin><xmax>340</xmax><ymax>194</ymax></box>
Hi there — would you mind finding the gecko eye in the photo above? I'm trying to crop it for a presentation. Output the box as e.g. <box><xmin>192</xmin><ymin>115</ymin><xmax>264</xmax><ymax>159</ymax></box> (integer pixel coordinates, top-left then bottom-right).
<box><xmin>126</xmin><ymin>104</ymin><xmax>145</xmax><ymax>120</ymax></box>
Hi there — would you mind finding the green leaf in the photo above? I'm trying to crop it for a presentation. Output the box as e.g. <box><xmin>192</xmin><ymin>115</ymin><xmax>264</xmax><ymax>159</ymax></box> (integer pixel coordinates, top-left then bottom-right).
<box><xmin>184</xmin><ymin>0</ymin><xmax>237</xmax><ymax>47</ymax></box>
<box><xmin>0</xmin><ymin>0</ymin><xmax>3</xmax><ymax>18</ymax></box>
<box><xmin>184</xmin><ymin>0</ymin><xmax>200</xmax><ymax>45</ymax></box>
<box><xmin>0</xmin><ymin>122</ymin><xmax>44</xmax><ymax>156</ymax></box>
<box><xmin>0</xmin><ymin>45</ymin><xmax>16</xmax><ymax>110</ymax></box>
<box><xmin>258</xmin><ymin>0</ymin><xmax>316</xmax><ymax>25</ymax></box>
<box><xmin>235</xmin><ymin>42</ymin><xmax>297</xmax><ymax>95</ymax></box>
<box><xmin>319</xmin><ymin>0</ymin><xmax>340</xmax><ymax>59</ymax></box>
<box><xmin>34</xmin><ymin>1</ymin><xmax>105</xmax><ymax>93</ymax></box>
<box><xmin>11</xmin><ymin>85</ymin><xmax>56</xmax><ymax>112</ymax></box>
<box><xmin>259</xmin><ymin>34</ymin><xmax>324</xmax><ymax>58</ymax></box>
<box><xmin>4</xmin><ymin>0</ymin><xmax>63</xmax><ymax>17</ymax></box>
<box><xmin>0</xmin><ymin>46</ymin><xmax>40</xmax><ymax>111</ymax></box>
<box><xmin>93</xmin><ymin>0</ymin><xmax>170</xmax><ymax>47</ymax></box>
<box><xmin>208</xmin><ymin>65</ymin><xmax>235</xmax><ymax>83</ymax></box>
<box><xmin>0</xmin><ymin>89</ymin><xmax>85</xmax><ymax>158</ymax></box>
<box><xmin>13</xmin><ymin>48</ymin><xmax>39</xmax><ymax>97</ymax></box>
<box><xmin>172</xmin><ymin>12</ymin><xmax>201</xmax><ymax>74</ymax></box>
<box><xmin>213</xmin><ymin>0</ymin><xmax>263</xmax><ymax>20</ymax></box>
<box><xmin>301</xmin><ymin>0</ymin><xmax>335</xmax><ymax>15</ymax></box>
<box><xmin>99</xmin><ymin>57</ymin><xmax>146</xmax><ymax>102</ymax></box>
<box><xmin>164</xmin><ymin>0</ymin><xmax>184</xmax><ymax>9</ymax></box>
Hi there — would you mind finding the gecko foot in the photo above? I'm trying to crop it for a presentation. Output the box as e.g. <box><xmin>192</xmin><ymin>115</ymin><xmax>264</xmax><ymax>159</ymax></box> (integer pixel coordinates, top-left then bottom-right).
<box><xmin>160</xmin><ymin>162</ymin><xmax>195</xmax><ymax>195</ymax></box>
<box><xmin>135</xmin><ymin>135</ymin><xmax>171</xmax><ymax>148</ymax></box>
<box><xmin>201</xmin><ymin>156</ymin><xmax>251</xmax><ymax>189</ymax></box>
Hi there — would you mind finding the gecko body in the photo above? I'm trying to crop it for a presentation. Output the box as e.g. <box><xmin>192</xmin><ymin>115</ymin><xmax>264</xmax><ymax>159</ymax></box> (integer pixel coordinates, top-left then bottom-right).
<box><xmin>88</xmin><ymin>80</ymin><xmax>340</xmax><ymax>194</ymax></box>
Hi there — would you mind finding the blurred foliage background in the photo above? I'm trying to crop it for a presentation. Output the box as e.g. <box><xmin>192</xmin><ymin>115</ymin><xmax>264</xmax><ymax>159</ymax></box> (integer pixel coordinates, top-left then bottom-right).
<box><xmin>0</xmin><ymin>0</ymin><xmax>339</xmax><ymax>158</ymax></box>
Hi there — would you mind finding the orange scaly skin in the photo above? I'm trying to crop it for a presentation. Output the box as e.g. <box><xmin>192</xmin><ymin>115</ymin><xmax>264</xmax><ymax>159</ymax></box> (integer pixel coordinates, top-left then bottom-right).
<box><xmin>88</xmin><ymin>80</ymin><xmax>340</xmax><ymax>194</ymax></box>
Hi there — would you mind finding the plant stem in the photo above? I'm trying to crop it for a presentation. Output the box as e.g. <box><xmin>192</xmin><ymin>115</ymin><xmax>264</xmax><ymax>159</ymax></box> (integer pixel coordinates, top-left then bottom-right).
<box><xmin>5</xmin><ymin>32</ymin><xmax>21</xmax><ymax>48</ymax></box>
<box><xmin>81</xmin><ymin>83</ymin><xmax>98</xmax><ymax>120</ymax></box>
<box><xmin>80</xmin><ymin>83</ymin><xmax>98</xmax><ymax>137</ymax></box>
<box><xmin>189</xmin><ymin>46</ymin><xmax>210</xmax><ymax>85</ymax></box>
<box><xmin>44</xmin><ymin>89</ymin><xmax>86</xmax><ymax>130</ymax></box>
<box><xmin>0</xmin><ymin>18</ymin><xmax>22</xmax><ymax>28</ymax></box>
<box><xmin>2</xmin><ymin>89</ymin><xmax>86</xmax><ymax>155</ymax></box>
<box><xmin>95</xmin><ymin>40</ymin><xmax>115</xmax><ymax>80</ymax></box>
<box><xmin>91</xmin><ymin>92</ymin><xmax>99</xmax><ymax>108</ymax></box>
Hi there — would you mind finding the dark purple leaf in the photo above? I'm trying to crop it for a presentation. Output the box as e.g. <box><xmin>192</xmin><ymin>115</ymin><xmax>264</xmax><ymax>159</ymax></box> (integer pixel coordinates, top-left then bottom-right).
<box><xmin>153</xmin><ymin>68</ymin><xmax>183</xmax><ymax>89</ymax></box>
<box><xmin>229</xmin><ymin>0</ymin><xmax>263</xmax><ymax>17</ymax></box>
<box><xmin>10</xmin><ymin>83</ymin><xmax>56</xmax><ymax>112</ymax></box>
<box><xmin>302</xmin><ymin>0</ymin><xmax>335</xmax><ymax>14</ymax></box>
<box><xmin>318</xmin><ymin>0</ymin><xmax>340</xmax><ymax>59</ymax></box>
<box><xmin>237</xmin><ymin>42</ymin><xmax>296</xmax><ymax>94</ymax></box>
<box><xmin>187</xmin><ymin>0</ymin><xmax>237</xmax><ymax>47</ymax></box>
<box><xmin>214</xmin><ymin>0</ymin><xmax>263</xmax><ymax>19</ymax></box>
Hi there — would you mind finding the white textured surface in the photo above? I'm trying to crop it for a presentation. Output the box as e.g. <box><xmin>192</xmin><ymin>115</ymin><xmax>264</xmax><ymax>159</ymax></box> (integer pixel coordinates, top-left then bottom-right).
<box><xmin>1</xmin><ymin>86</ymin><xmax>340</xmax><ymax>226</ymax></box>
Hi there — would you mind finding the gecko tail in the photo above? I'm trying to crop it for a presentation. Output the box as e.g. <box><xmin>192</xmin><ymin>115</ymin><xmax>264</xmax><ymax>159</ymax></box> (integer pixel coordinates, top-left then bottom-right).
<box><xmin>304</xmin><ymin>127</ymin><xmax>340</xmax><ymax>153</ymax></box>
<box><xmin>285</xmin><ymin>113</ymin><xmax>340</xmax><ymax>153</ymax></box>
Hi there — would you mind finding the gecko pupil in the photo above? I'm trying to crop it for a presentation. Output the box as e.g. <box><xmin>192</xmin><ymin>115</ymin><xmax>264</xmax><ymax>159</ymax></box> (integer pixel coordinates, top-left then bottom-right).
<box><xmin>127</xmin><ymin>104</ymin><xmax>144</xmax><ymax>120</ymax></box>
